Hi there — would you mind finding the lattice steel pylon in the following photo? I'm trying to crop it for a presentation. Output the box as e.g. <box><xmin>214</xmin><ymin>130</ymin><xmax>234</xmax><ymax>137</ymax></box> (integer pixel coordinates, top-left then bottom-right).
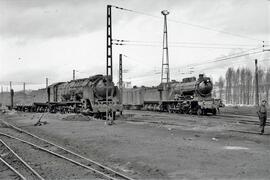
<box><xmin>106</xmin><ymin>5</ymin><xmax>113</xmax><ymax>124</ymax></box>
<box><xmin>119</xmin><ymin>54</ymin><xmax>123</xmax><ymax>104</ymax></box>
<box><xmin>107</xmin><ymin>5</ymin><xmax>113</xmax><ymax>81</ymax></box>
<box><xmin>161</xmin><ymin>10</ymin><xmax>170</xmax><ymax>84</ymax></box>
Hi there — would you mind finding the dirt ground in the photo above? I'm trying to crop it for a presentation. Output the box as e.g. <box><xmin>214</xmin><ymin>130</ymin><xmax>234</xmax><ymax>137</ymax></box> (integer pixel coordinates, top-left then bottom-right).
<box><xmin>0</xmin><ymin>109</ymin><xmax>270</xmax><ymax>180</ymax></box>
<box><xmin>222</xmin><ymin>105</ymin><xmax>270</xmax><ymax>117</ymax></box>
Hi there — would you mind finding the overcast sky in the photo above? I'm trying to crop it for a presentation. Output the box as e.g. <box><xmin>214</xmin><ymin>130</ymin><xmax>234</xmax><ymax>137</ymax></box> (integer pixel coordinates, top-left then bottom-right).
<box><xmin>0</xmin><ymin>0</ymin><xmax>269</xmax><ymax>91</ymax></box>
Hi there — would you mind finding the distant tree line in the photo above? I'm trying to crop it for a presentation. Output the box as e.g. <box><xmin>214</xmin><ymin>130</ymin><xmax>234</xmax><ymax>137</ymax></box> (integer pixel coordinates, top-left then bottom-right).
<box><xmin>216</xmin><ymin>67</ymin><xmax>270</xmax><ymax>105</ymax></box>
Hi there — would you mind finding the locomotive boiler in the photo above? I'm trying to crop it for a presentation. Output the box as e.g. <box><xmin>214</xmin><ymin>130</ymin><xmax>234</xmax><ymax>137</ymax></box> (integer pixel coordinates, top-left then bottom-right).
<box><xmin>48</xmin><ymin>74</ymin><xmax>122</xmax><ymax>117</ymax></box>
<box><xmin>170</xmin><ymin>74</ymin><xmax>216</xmax><ymax>115</ymax></box>
<box><xmin>123</xmin><ymin>74</ymin><xmax>218</xmax><ymax>115</ymax></box>
<box><xmin>171</xmin><ymin>74</ymin><xmax>213</xmax><ymax>99</ymax></box>
<box><xmin>15</xmin><ymin>74</ymin><xmax>122</xmax><ymax>119</ymax></box>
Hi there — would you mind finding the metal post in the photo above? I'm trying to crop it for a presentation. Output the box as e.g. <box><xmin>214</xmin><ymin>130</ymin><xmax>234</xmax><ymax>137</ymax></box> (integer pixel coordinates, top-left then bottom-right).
<box><xmin>107</xmin><ymin>5</ymin><xmax>113</xmax><ymax>82</ymax></box>
<box><xmin>9</xmin><ymin>81</ymin><xmax>13</xmax><ymax>109</ymax></box>
<box><xmin>45</xmin><ymin>77</ymin><xmax>50</xmax><ymax>104</ymax></box>
<box><xmin>119</xmin><ymin>54</ymin><xmax>123</xmax><ymax>104</ymax></box>
<box><xmin>23</xmin><ymin>82</ymin><xmax>25</xmax><ymax>94</ymax></box>
<box><xmin>47</xmin><ymin>87</ymin><xmax>50</xmax><ymax>103</ymax></box>
<box><xmin>255</xmin><ymin>59</ymin><xmax>259</xmax><ymax>106</ymax></box>
<box><xmin>73</xmin><ymin>69</ymin><xmax>75</xmax><ymax>80</ymax></box>
<box><xmin>106</xmin><ymin>5</ymin><xmax>113</xmax><ymax>124</ymax></box>
<box><xmin>1</xmin><ymin>86</ymin><xmax>3</xmax><ymax>100</ymax></box>
<box><xmin>10</xmin><ymin>89</ymin><xmax>14</xmax><ymax>109</ymax></box>
<box><xmin>161</xmin><ymin>10</ymin><xmax>170</xmax><ymax>85</ymax></box>
<box><xmin>46</xmin><ymin>78</ymin><xmax>48</xmax><ymax>88</ymax></box>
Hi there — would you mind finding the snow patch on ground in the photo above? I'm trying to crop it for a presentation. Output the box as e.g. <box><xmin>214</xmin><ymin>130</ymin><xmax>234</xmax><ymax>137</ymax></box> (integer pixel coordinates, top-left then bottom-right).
<box><xmin>224</xmin><ymin>146</ymin><xmax>249</xmax><ymax>150</ymax></box>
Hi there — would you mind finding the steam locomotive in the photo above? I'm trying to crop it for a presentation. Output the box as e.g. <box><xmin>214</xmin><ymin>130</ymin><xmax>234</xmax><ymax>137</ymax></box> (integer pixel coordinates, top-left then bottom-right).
<box><xmin>122</xmin><ymin>74</ymin><xmax>218</xmax><ymax>115</ymax></box>
<box><xmin>15</xmin><ymin>75</ymin><xmax>123</xmax><ymax>119</ymax></box>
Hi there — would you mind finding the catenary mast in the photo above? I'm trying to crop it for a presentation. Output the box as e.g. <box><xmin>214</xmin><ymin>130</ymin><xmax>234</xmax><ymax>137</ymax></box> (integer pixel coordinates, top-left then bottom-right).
<box><xmin>161</xmin><ymin>10</ymin><xmax>170</xmax><ymax>84</ymax></box>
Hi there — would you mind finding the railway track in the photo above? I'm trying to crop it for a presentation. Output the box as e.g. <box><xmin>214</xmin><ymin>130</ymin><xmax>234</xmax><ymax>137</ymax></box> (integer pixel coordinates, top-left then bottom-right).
<box><xmin>126</xmin><ymin>110</ymin><xmax>270</xmax><ymax>127</ymax></box>
<box><xmin>212</xmin><ymin>114</ymin><xmax>270</xmax><ymax>126</ymax></box>
<box><xmin>0</xmin><ymin>120</ymin><xmax>135</xmax><ymax>180</ymax></box>
<box><xmin>0</xmin><ymin>139</ymin><xmax>44</xmax><ymax>180</ymax></box>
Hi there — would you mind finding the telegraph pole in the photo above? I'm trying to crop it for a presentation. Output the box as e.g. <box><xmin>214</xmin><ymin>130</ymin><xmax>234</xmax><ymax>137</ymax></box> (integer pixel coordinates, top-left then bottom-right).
<box><xmin>119</xmin><ymin>54</ymin><xmax>123</xmax><ymax>104</ymax></box>
<box><xmin>23</xmin><ymin>82</ymin><xmax>25</xmax><ymax>94</ymax></box>
<box><xmin>73</xmin><ymin>69</ymin><xmax>75</xmax><ymax>80</ymax></box>
<box><xmin>46</xmin><ymin>78</ymin><xmax>48</xmax><ymax>88</ymax></box>
<box><xmin>46</xmin><ymin>78</ymin><xmax>50</xmax><ymax>103</ymax></box>
<box><xmin>9</xmin><ymin>81</ymin><xmax>14</xmax><ymax>109</ymax></box>
<box><xmin>161</xmin><ymin>10</ymin><xmax>170</xmax><ymax>85</ymax></box>
<box><xmin>1</xmin><ymin>86</ymin><xmax>3</xmax><ymax>100</ymax></box>
<box><xmin>106</xmin><ymin>5</ymin><xmax>113</xmax><ymax>124</ymax></box>
<box><xmin>255</xmin><ymin>59</ymin><xmax>259</xmax><ymax>106</ymax></box>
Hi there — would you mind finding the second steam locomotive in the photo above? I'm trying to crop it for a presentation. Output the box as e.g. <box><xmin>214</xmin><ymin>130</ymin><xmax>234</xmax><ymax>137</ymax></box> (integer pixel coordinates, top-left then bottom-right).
<box><xmin>122</xmin><ymin>74</ymin><xmax>218</xmax><ymax>115</ymax></box>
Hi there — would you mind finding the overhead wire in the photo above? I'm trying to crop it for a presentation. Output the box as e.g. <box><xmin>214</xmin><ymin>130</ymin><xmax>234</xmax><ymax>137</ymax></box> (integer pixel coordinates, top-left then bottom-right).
<box><xmin>110</xmin><ymin>5</ymin><xmax>269</xmax><ymax>83</ymax></box>
<box><xmin>122</xmin><ymin>49</ymin><xmax>265</xmax><ymax>82</ymax></box>
<box><xmin>117</xmin><ymin>45</ymin><xmax>263</xmax><ymax>68</ymax></box>
<box><xmin>175</xmin><ymin>49</ymin><xmax>264</xmax><ymax>71</ymax></box>
<box><xmin>186</xmin><ymin>56</ymin><xmax>267</xmax><ymax>74</ymax></box>
<box><xmin>121</xmin><ymin>54</ymin><xmax>153</xmax><ymax>66</ymax></box>
<box><xmin>113</xmin><ymin>42</ymin><xmax>254</xmax><ymax>50</ymax></box>
<box><xmin>111</xmin><ymin>5</ymin><xmax>267</xmax><ymax>67</ymax></box>
<box><xmin>113</xmin><ymin>39</ymin><xmax>261</xmax><ymax>47</ymax></box>
<box><xmin>0</xmin><ymin>81</ymin><xmax>44</xmax><ymax>85</ymax></box>
<box><xmin>111</xmin><ymin>5</ymin><xmax>265</xmax><ymax>43</ymax></box>
<box><xmin>178</xmin><ymin>47</ymin><xmax>264</xmax><ymax>68</ymax></box>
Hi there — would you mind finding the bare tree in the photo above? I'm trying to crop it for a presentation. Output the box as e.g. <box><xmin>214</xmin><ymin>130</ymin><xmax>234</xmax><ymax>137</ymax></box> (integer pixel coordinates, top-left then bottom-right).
<box><xmin>240</xmin><ymin>68</ymin><xmax>246</xmax><ymax>104</ymax></box>
<box><xmin>265</xmin><ymin>68</ymin><xmax>270</xmax><ymax>102</ymax></box>
<box><xmin>232</xmin><ymin>68</ymin><xmax>240</xmax><ymax>104</ymax></box>
<box><xmin>245</xmin><ymin>68</ymin><xmax>252</xmax><ymax>105</ymax></box>
<box><xmin>218</xmin><ymin>76</ymin><xmax>225</xmax><ymax>100</ymax></box>
<box><xmin>225</xmin><ymin>68</ymin><xmax>234</xmax><ymax>104</ymax></box>
<box><xmin>258</xmin><ymin>68</ymin><xmax>265</xmax><ymax>102</ymax></box>
<box><xmin>221</xmin><ymin>66</ymin><xmax>269</xmax><ymax>105</ymax></box>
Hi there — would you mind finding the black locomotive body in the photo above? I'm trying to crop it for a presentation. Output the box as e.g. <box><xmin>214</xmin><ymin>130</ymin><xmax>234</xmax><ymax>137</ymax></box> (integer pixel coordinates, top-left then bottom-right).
<box><xmin>15</xmin><ymin>74</ymin><xmax>123</xmax><ymax>119</ymax></box>
<box><xmin>123</xmin><ymin>74</ymin><xmax>218</xmax><ymax>115</ymax></box>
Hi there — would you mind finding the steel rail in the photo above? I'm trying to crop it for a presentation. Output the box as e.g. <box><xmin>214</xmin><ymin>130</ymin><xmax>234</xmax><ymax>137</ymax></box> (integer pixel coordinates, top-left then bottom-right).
<box><xmin>0</xmin><ymin>132</ymin><xmax>120</xmax><ymax>180</ymax></box>
<box><xmin>0</xmin><ymin>157</ymin><xmax>26</xmax><ymax>180</ymax></box>
<box><xmin>210</xmin><ymin>114</ymin><xmax>270</xmax><ymax>126</ymax></box>
<box><xmin>1</xmin><ymin>120</ymin><xmax>135</xmax><ymax>180</ymax></box>
<box><xmin>0</xmin><ymin>139</ymin><xmax>44</xmax><ymax>180</ymax></box>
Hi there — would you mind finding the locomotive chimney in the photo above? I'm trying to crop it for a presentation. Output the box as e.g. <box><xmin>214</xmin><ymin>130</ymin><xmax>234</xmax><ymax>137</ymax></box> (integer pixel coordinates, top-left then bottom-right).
<box><xmin>198</xmin><ymin>74</ymin><xmax>204</xmax><ymax>81</ymax></box>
